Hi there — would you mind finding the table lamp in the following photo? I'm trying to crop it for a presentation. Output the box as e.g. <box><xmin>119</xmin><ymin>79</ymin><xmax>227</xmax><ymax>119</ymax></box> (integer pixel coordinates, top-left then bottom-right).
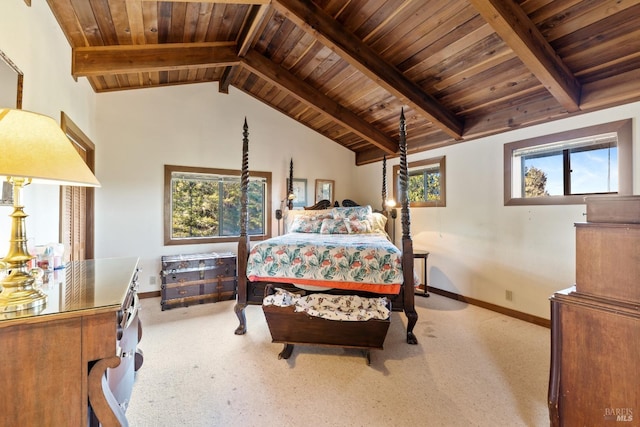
<box><xmin>0</xmin><ymin>108</ymin><xmax>100</xmax><ymax>313</ymax></box>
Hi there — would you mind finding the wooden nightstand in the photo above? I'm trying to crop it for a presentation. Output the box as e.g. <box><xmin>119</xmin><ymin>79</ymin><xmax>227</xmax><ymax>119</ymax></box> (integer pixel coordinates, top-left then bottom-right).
<box><xmin>413</xmin><ymin>250</ymin><xmax>430</xmax><ymax>297</ymax></box>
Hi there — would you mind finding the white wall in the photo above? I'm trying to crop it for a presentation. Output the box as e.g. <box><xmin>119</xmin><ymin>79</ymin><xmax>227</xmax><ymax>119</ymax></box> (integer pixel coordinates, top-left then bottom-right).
<box><xmin>0</xmin><ymin>1</ymin><xmax>96</xmax><ymax>254</ymax></box>
<box><xmin>357</xmin><ymin>103</ymin><xmax>640</xmax><ymax>319</ymax></box>
<box><xmin>93</xmin><ymin>84</ymin><xmax>355</xmax><ymax>293</ymax></box>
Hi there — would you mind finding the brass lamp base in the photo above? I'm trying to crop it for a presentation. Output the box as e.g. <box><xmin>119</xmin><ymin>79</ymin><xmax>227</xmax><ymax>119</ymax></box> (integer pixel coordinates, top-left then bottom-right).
<box><xmin>0</xmin><ymin>270</ymin><xmax>47</xmax><ymax>313</ymax></box>
<box><xmin>0</xmin><ymin>177</ymin><xmax>46</xmax><ymax>314</ymax></box>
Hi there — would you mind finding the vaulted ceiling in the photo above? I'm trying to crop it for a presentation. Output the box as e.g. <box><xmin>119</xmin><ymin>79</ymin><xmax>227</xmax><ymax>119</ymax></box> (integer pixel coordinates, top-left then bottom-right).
<box><xmin>43</xmin><ymin>0</ymin><xmax>640</xmax><ymax>165</ymax></box>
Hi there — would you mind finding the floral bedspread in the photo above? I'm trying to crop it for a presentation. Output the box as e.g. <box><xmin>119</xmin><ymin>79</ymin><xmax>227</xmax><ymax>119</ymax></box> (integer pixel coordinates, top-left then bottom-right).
<box><xmin>247</xmin><ymin>232</ymin><xmax>403</xmax><ymax>294</ymax></box>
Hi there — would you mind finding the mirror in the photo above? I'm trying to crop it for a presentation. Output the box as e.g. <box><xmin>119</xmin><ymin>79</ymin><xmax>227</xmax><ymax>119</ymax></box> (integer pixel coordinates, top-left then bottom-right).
<box><xmin>0</xmin><ymin>49</ymin><xmax>24</xmax><ymax>205</ymax></box>
<box><xmin>0</xmin><ymin>50</ymin><xmax>23</xmax><ymax>109</ymax></box>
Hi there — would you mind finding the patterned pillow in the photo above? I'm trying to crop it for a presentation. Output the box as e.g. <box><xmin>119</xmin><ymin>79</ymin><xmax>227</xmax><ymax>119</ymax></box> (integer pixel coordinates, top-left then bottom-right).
<box><xmin>290</xmin><ymin>216</ymin><xmax>323</xmax><ymax>233</ymax></box>
<box><xmin>285</xmin><ymin>209</ymin><xmax>333</xmax><ymax>232</ymax></box>
<box><xmin>370</xmin><ymin>212</ymin><xmax>387</xmax><ymax>234</ymax></box>
<box><xmin>344</xmin><ymin>218</ymin><xmax>372</xmax><ymax>234</ymax></box>
<box><xmin>320</xmin><ymin>218</ymin><xmax>349</xmax><ymax>234</ymax></box>
<box><xmin>332</xmin><ymin>205</ymin><xmax>373</xmax><ymax>221</ymax></box>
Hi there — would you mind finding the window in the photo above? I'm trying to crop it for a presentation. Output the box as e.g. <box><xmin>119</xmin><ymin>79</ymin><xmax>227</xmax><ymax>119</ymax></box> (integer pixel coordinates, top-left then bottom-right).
<box><xmin>504</xmin><ymin>120</ymin><xmax>632</xmax><ymax>205</ymax></box>
<box><xmin>164</xmin><ymin>165</ymin><xmax>272</xmax><ymax>245</ymax></box>
<box><xmin>393</xmin><ymin>156</ymin><xmax>446</xmax><ymax>207</ymax></box>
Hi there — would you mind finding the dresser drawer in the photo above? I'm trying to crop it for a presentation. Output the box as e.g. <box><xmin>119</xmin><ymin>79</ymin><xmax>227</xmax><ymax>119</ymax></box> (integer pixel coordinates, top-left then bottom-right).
<box><xmin>575</xmin><ymin>223</ymin><xmax>640</xmax><ymax>303</ymax></box>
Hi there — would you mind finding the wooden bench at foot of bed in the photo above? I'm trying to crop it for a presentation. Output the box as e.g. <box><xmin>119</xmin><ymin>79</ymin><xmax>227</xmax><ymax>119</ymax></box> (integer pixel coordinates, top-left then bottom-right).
<box><xmin>262</xmin><ymin>286</ymin><xmax>391</xmax><ymax>365</ymax></box>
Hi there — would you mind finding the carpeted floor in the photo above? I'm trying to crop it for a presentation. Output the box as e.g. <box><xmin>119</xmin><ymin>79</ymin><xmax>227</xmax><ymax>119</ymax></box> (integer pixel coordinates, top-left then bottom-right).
<box><xmin>126</xmin><ymin>293</ymin><xmax>550</xmax><ymax>427</ymax></box>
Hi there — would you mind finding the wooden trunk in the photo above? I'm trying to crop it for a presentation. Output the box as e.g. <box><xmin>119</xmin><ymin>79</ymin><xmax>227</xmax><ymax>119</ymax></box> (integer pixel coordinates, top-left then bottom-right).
<box><xmin>161</xmin><ymin>252</ymin><xmax>236</xmax><ymax>310</ymax></box>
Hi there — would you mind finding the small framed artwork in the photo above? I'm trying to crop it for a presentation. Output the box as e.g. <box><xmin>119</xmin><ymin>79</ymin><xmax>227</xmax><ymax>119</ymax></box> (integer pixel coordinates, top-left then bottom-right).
<box><xmin>286</xmin><ymin>178</ymin><xmax>307</xmax><ymax>208</ymax></box>
<box><xmin>315</xmin><ymin>179</ymin><xmax>334</xmax><ymax>203</ymax></box>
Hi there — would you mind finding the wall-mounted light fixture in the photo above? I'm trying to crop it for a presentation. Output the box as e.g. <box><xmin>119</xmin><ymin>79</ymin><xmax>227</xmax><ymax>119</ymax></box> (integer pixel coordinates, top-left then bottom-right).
<box><xmin>275</xmin><ymin>208</ymin><xmax>283</xmax><ymax>235</ymax></box>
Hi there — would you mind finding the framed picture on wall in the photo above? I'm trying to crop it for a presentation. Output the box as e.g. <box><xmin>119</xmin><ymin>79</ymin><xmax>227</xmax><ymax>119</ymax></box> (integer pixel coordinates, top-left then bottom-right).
<box><xmin>286</xmin><ymin>178</ymin><xmax>307</xmax><ymax>208</ymax></box>
<box><xmin>315</xmin><ymin>179</ymin><xmax>334</xmax><ymax>203</ymax></box>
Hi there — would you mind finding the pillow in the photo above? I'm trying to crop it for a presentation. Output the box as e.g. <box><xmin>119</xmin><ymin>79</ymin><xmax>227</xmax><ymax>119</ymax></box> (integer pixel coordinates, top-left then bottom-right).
<box><xmin>285</xmin><ymin>208</ymin><xmax>333</xmax><ymax>233</ymax></box>
<box><xmin>290</xmin><ymin>208</ymin><xmax>333</xmax><ymax>218</ymax></box>
<box><xmin>370</xmin><ymin>212</ymin><xmax>388</xmax><ymax>234</ymax></box>
<box><xmin>332</xmin><ymin>205</ymin><xmax>372</xmax><ymax>221</ymax></box>
<box><xmin>344</xmin><ymin>218</ymin><xmax>372</xmax><ymax>234</ymax></box>
<box><xmin>290</xmin><ymin>216</ymin><xmax>323</xmax><ymax>233</ymax></box>
<box><xmin>320</xmin><ymin>218</ymin><xmax>349</xmax><ymax>234</ymax></box>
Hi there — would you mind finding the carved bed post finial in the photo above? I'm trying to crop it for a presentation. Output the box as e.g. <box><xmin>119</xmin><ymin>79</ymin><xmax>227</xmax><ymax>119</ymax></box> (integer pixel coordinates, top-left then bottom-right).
<box><xmin>382</xmin><ymin>155</ymin><xmax>387</xmax><ymax>212</ymax></box>
<box><xmin>288</xmin><ymin>158</ymin><xmax>294</xmax><ymax>210</ymax></box>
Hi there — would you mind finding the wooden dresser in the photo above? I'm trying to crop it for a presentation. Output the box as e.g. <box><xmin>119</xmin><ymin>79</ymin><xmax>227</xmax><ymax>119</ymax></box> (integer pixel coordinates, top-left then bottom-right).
<box><xmin>0</xmin><ymin>257</ymin><xmax>142</xmax><ymax>427</ymax></box>
<box><xmin>549</xmin><ymin>197</ymin><xmax>639</xmax><ymax>426</ymax></box>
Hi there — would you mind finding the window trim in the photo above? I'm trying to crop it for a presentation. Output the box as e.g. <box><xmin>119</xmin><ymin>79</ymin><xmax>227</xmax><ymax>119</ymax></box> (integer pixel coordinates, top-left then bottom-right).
<box><xmin>164</xmin><ymin>164</ymin><xmax>272</xmax><ymax>245</ymax></box>
<box><xmin>393</xmin><ymin>156</ymin><xmax>446</xmax><ymax>208</ymax></box>
<box><xmin>504</xmin><ymin>119</ymin><xmax>632</xmax><ymax>206</ymax></box>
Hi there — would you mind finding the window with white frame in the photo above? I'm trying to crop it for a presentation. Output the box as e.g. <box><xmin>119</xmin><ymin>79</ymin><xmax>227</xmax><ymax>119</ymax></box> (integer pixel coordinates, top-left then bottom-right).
<box><xmin>504</xmin><ymin>120</ymin><xmax>632</xmax><ymax>205</ymax></box>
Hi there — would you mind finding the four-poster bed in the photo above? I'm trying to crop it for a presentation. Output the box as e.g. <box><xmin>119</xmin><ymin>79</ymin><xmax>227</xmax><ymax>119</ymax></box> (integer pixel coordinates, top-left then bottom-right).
<box><xmin>234</xmin><ymin>110</ymin><xmax>418</xmax><ymax>353</ymax></box>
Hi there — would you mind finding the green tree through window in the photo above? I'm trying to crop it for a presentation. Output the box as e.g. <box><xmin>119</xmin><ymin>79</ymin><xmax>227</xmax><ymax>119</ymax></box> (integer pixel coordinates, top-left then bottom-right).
<box><xmin>393</xmin><ymin>156</ymin><xmax>446</xmax><ymax>208</ymax></box>
<box><xmin>524</xmin><ymin>166</ymin><xmax>549</xmax><ymax>198</ymax></box>
<box><xmin>164</xmin><ymin>165</ymin><xmax>271</xmax><ymax>245</ymax></box>
<box><xmin>408</xmin><ymin>168</ymin><xmax>440</xmax><ymax>202</ymax></box>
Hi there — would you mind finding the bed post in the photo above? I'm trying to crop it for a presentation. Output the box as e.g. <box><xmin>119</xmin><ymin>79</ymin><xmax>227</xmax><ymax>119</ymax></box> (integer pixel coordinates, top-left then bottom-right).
<box><xmin>398</xmin><ymin>109</ymin><xmax>418</xmax><ymax>345</ymax></box>
<box><xmin>234</xmin><ymin>118</ymin><xmax>250</xmax><ymax>335</ymax></box>
<box><xmin>381</xmin><ymin>155</ymin><xmax>387</xmax><ymax>212</ymax></box>
<box><xmin>288</xmin><ymin>158</ymin><xmax>294</xmax><ymax>210</ymax></box>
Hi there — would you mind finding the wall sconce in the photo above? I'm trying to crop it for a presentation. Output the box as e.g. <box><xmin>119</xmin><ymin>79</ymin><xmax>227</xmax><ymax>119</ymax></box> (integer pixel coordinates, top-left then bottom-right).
<box><xmin>275</xmin><ymin>208</ymin><xmax>283</xmax><ymax>236</ymax></box>
<box><xmin>385</xmin><ymin>199</ymin><xmax>397</xmax><ymax>245</ymax></box>
<box><xmin>0</xmin><ymin>109</ymin><xmax>100</xmax><ymax>314</ymax></box>
<box><xmin>275</xmin><ymin>193</ymin><xmax>295</xmax><ymax>236</ymax></box>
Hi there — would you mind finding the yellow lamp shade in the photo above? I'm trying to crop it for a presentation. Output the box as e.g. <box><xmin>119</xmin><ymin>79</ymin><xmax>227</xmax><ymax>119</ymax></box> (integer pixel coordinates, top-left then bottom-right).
<box><xmin>0</xmin><ymin>108</ymin><xmax>100</xmax><ymax>187</ymax></box>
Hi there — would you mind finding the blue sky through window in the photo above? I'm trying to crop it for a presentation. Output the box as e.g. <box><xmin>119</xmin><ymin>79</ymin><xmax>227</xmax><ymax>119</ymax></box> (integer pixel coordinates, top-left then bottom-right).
<box><xmin>523</xmin><ymin>146</ymin><xmax>617</xmax><ymax>195</ymax></box>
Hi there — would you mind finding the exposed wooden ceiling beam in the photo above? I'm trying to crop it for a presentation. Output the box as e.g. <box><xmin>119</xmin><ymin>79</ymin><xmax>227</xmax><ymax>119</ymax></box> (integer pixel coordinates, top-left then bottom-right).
<box><xmin>242</xmin><ymin>49</ymin><xmax>398</xmax><ymax>154</ymax></box>
<box><xmin>129</xmin><ymin>0</ymin><xmax>269</xmax><ymax>3</ymax></box>
<box><xmin>271</xmin><ymin>0</ymin><xmax>464</xmax><ymax>140</ymax></box>
<box><xmin>468</xmin><ymin>0</ymin><xmax>581</xmax><ymax>112</ymax></box>
<box><xmin>238</xmin><ymin>4</ymin><xmax>271</xmax><ymax>56</ymax></box>
<box><xmin>218</xmin><ymin>66</ymin><xmax>238</xmax><ymax>94</ymax></box>
<box><xmin>72</xmin><ymin>42</ymin><xmax>240</xmax><ymax>77</ymax></box>
<box><xmin>356</xmin><ymin>132</ymin><xmax>457</xmax><ymax>166</ymax></box>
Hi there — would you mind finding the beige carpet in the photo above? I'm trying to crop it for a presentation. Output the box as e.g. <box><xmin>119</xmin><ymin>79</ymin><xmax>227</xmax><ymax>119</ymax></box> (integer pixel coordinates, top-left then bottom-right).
<box><xmin>126</xmin><ymin>294</ymin><xmax>550</xmax><ymax>427</ymax></box>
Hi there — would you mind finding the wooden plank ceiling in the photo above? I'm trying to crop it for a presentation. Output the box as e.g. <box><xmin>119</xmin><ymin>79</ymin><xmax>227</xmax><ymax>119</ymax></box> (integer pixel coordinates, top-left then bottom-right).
<box><xmin>44</xmin><ymin>0</ymin><xmax>640</xmax><ymax>165</ymax></box>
